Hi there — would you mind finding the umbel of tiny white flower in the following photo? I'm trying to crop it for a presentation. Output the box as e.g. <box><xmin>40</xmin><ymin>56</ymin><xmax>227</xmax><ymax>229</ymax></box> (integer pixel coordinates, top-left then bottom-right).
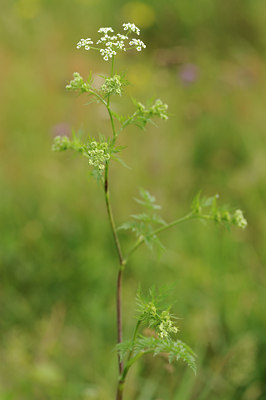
<box><xmin>87</xmin><ymin>141</ymin><xmax>110</xmax><ymax>170</ymax></box>
<box><xmin>158</xmin><ymin>311</ymin><xmax>178</xmax><ymax>339</ymax></box>
<box><xmin>129</xmin><ymin>38</ymin><xmax>146</xmax><ymax>52</ymax></box>
<box><xmin>140</xmin><ymin>300</ymin><xmax>179</xmax><ymax>339</ymax></box>
<box><xmin>65</xmin><ymin>72</ymin><xmax>90</xmax><ymax>92</ymax></box>
<box><xmin>52</xmin><ymin>136</ymin><xmax>110</xmax><ymax>172</ymax></box>
<box><xmin>122</xmin><ymin>22</ymin><xmax>140</xmax><ymax>35</ymax></box>
<box><xmin>232</xmin><ymin>209</ymin><xmax>248</xmax><ymax>229</ymax></box>
<box><xmin>137</xmin><ymin>99</ymin><xmax>169</xmax><ymax>121</ymax></box>
<box><xmin>76</xmin><ymin>38</ymin><xmax>94</xmax><ymax>50</ymax></box>
<box><xmin>101</xmin><ymin>75</ymin><xmax>123</xmax><ymax>96</ymax></box>
<box><xmin>191</xmin><ymin>193</ymin><xmax>248</xmax><ymax>230</ymax></box>
<box><xmin>76</xmin><ymin>22</ymin><xmax>146</xmax><ymax>61</ymax></box>
<box><xmin>214</xmin><ymin>206</ymin><xmax>247</xmax><ymax>229</ymax></box>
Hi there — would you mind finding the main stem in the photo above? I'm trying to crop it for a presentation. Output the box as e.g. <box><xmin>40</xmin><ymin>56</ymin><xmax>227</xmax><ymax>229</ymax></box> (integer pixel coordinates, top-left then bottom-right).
<box><xmin>104</xmin><ymin>56</ymin><xmax>126</xmax><ymax>399</ymax></box>
<box><xmin>104</xmin><ymin>162</ymin><xmax>126</xmax><ymax>400</ymax></box>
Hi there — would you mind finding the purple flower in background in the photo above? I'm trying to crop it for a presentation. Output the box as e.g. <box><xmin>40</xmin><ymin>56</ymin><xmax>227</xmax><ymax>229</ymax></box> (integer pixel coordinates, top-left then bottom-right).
<box><xmin>179</xmin><ymin>63</ymin><xmax>199</xmax><ymax>85</ymax></box>
<box><xmin>51</xmin><ymin>122</ymin><xmax>71</xmax><ymax>137</ymax></box>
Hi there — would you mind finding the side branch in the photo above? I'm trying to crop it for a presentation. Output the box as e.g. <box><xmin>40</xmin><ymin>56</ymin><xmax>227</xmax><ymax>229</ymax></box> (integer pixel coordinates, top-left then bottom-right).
<box><xmin>125</xmin><ymin>213</ymin><xmax>212</xmax><ymax>261</ymax></box>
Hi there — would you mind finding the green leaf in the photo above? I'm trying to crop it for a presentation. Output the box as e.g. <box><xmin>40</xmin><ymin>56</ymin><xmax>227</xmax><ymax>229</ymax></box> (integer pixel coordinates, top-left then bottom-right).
<box><xmin>131</xmin><ymin>213</ymin><xmax>151</xmax><ymax>222</ymax></box>
<box><xmin>117</xmin><ymin>221</ymin><xmax>139</xmax><ymax>232</ymax></box>
<box><xmin>151</xmin><ymin>213</ymin><xmax>166</xmax><ymax>225</ymax></box>
<box><xmin>118</xmin><ymin>189</ymin><xmax>165</xmax><ymax>254</ymax></box>
<box><xmin>117</xmin><ymin>336</ymin><xmax>196</xmax><ymax>374</ymax></box>
<box><xmin>111</xmin><ymin>155</ymin><xmax>131</xmax><ymax>169</ymax></box>
<box><xmin>134</xmin><ymin>188</ymin><xmax>161</xmax><ymax>211</ymax></box>
<box><xmin>112</xmin><ymin>111</ymin><xmax>127</xmax><ymax>124</ymax></box>
<box><xmin>136</xmin><ymin>286</ymin><xmax>173</xmax><ymax>314</ymax></box>
<box><xmin>116</xmin><ymin>340</ymin><xmax>134</xmax><ymax>360</ymax></box>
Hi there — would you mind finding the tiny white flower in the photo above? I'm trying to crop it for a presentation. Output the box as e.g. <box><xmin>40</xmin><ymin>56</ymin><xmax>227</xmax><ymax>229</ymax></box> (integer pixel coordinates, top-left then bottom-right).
<box><xmin>233</xmin><ymin>209</ymin><xmax>248</xmax><ymax>229</ymax></box>
<box><xmin>117</xmin><ymin>33</ymin><xmax>128</xmax><ymax>40</ymax></box>
<box><xmin>129</xmin><ymin>38</ymin><xmax>146</xmax><ymax>50</ymax></box>
<box><xmin>122</xmin><ymin>22</ymin><xmax>140</xmax><ymax>35</ymax></box>
<box><xmin>116</xmin><ymin>41</ymin><xmax>125</xmax><ymax>50</ymax></box>
<box><xmin>76</xmin><ymin>37</ymin><xmax>93</xmax><ymax>50</ymax></box>
<box><xmin>98</xmin><ymin>27</ymin><xmax>114</xmax><ymax>34</ymax></box>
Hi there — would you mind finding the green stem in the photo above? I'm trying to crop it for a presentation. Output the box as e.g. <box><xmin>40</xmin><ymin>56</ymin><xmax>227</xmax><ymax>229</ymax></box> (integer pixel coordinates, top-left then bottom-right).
<box><xmin>106</xmin><ymin>56</ymin><xmax>117</xmax><ymax>138</ymax></box>
<box><xmin>87</xmin><ymin>89</ymin><xmax>116</xmax><ymax>139</ymax></box>
<box><xmin>120</xmin><ymin>345</ymin><xmax>165</xmax><ymax>386</ymax></box>
<box><xmin>88</xmin><ymin>89</ymin><xmax>107</xmax><ymax>106</ymax></box>
<box><xmin>126</xmin><ymin>320</ymin><xmax>141</xmax><ymax>363</ymax></box>
<box><xmin>104</xmin><ymin>163</ymin><xmax>124</xmax><ymax>267</ymax></box>
<box><xmin>119</xmin><ymin>319</ymin><xmax>141</xmax><ymax>383</ymax></box>
<box><xmin>111</xmin><ymin>55</ymin><xmax>115</xmax><ymax>76</ymax></box>
<box><xmin>107</xmin><ymin>56</ymin><xmax>115</xmax><ymax>107</ymax></box>
<box><xmin>120</xmin><ymin>352</ymin><xmax>144</xmax><ymax>384</ymax></box>
<box><xmin>125</xmin><ymin>213</ymin><xmax>212</xmax><ymax>261</ymax></box>
<box><xmin>107</xmin><ymin>106</ymin><xmax>117</xmax><ymax>139</ymax></box>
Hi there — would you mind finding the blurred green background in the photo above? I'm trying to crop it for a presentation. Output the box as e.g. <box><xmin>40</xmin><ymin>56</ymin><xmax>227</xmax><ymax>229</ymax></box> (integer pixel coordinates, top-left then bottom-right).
<box><xmin>1</xmin><ymin>0</ymin><xmax>266</xmax><ymax>399</ymax></box>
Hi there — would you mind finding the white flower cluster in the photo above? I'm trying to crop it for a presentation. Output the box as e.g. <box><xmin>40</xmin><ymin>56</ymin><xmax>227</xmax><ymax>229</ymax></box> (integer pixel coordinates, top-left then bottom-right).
<box><xmin>146</xmin><ymin>302</ymin><xmax>157</xmax><ymax>317</ymax></box>
<box><xmin>150</xmin><ymin>99</ymin><xmax>169</xmax><ymax>120</ymax></box>
<box><xmin>87</xmin><ymin>141</ymin><xmax>110</xmax><ymax>170</ymax></box>
<box><xmin>232</xmin><ymin>209</ymin><xmax>248</xmax><ymax>229</ymax></box>
<box><xmin>101</xmin><ymin>75</ymin><xmax>123</xmax><ymax>96</ymax></box>
<box><xmin>98</xmin><ymin>27</ymin><xmax>114</xmax><ymax>34</ymax></box>
<box><xmin>52</xmin><ymin>135</ymin><xmax>110</xmax><ymax>172</ymax></box>
<box><xmin>65</xmin><ymin>72</ymin><xmax>90</xmax><ymax>92</ymax></box>
<box><xmin>137</xmin><ymin>99</ymin><xmax>169</xmax><ymax>121</ymax></box>
<box><xmin>122</xmin><ymin>22</ymin><xmax>140</xmax><ymax>35</ymax></box>
<box><xmin>141</xmin><ymin>301</ymin><xmax>179</xmax><ymax>340</ymax></box>
<box><xmin>211</xmin><ymin>206</ymin><xmax>248</xmax><ymax>229</ymax></box>
<box><xmin>76</xmin><ymin>22</ymin><xmax>146</xmax><ymax>61</ymax></box>
<box><xmin>52</xmin><ymin>136</ymin><xmax>71</xmax><ymax>152</ymax></box>
<box><xmin>117</xmin><ymin>33</ymin><xmax>128</xmax><ymax>40</ymax></box>
<box><xmin>158</xmin><ymin>311</ymin><xmax>178</xmax><ymax>339</ymax></box>
<box><xmin>100</xmin><ymin>47</ymin><xmax>117</xmax><ymax>61</ymax></box>
<box><xmin>129</xmin><ymin>38</ymin><xmax>146</xmax><ymax>51</ymax></box>
<box><xmin>76</xmin><ymin>38</ymin><xmax>93</xmax><ymax>50</ymax></box>
<box><xmin>52</xmin><ymin>135</ymin><xmax>84</xmax><ymax>154</ymax></box>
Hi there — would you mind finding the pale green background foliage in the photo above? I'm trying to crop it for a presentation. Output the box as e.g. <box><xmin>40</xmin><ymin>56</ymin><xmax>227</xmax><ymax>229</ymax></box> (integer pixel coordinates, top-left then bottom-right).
<box><xmin>0</xmin><ymin>0</ymin><xmax>266</xmax><ymax>399</ymax></box>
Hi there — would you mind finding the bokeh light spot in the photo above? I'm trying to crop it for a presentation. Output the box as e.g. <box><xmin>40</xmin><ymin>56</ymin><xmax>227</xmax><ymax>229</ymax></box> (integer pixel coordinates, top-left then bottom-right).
<box><xmin>14</xmin><ymin>0</ymin><xmax>40</xmax><ymax>20</ymax></box>
<box><xmin>122</xmin><ymin>2</ymin><xmax>156</xmax><ymax>28</ymax></box>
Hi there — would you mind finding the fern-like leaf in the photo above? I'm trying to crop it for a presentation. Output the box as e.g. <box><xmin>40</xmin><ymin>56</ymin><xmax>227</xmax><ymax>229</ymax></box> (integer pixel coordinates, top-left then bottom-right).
<box><xmin>134</xmin><ymin>188</ymin><xmax>161</xmax><ymax>211</ymax></box>
<box><xmin>117</xmin><ymin>335</ymin><xmax>196</xmax><ymax>374</ymax></box>
<box><xmin>118</xmin><ymin>189</ymin><xmax>165</xmax><ymax>254</ymax></box>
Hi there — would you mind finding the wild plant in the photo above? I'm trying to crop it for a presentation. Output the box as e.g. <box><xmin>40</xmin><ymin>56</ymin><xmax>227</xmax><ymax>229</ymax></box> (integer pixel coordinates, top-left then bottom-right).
<box><xmin>52</xmin><ymin>22</ymin><xmax>247</xmax><ymax>400</ymax></box>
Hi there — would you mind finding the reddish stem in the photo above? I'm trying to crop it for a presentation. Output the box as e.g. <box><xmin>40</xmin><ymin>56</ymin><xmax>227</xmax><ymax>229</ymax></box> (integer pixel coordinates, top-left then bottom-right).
<box><xmin>104</xmin><ymin>163</ymin><xmax>125</xmax><ymax>399</ymax></box>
